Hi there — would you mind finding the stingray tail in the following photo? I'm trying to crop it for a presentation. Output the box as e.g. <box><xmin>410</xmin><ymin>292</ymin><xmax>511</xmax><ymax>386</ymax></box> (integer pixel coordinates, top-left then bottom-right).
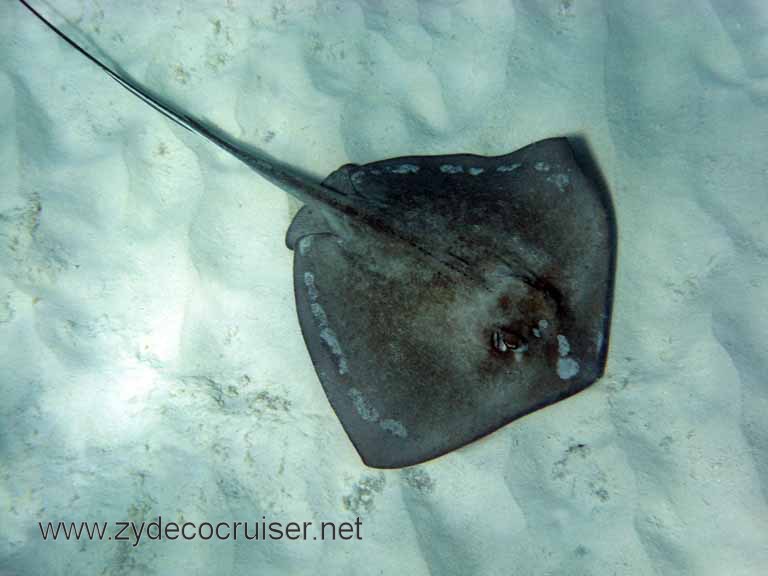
<box><xmin>19</xmin><ymin>0</ymin><xmax>348</xmax><ymax>210</ymax></box>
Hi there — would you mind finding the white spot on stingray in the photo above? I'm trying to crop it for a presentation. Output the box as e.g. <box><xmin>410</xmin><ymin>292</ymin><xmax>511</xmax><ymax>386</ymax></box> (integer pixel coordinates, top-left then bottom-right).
<box><xmin>538</xmin><ymin>319</ymin><xmax>549</xmax><ymax>331</ymax></box>
<box><xmin>303</xmin><ymin>272</ymin><xmax>319</xmax><ymax>300</ymax></box>
<box><xmin>371</xmin><ymin>169</ymin><xmax>382</xmax><ymax>175</ymax></box>
<box><xmin>555</xmin><ymin>334</ymin><xmax>580</xmax><ymax>379</ymax></box>
<box><xmin>496</xmin><ymin>163</ymin><xmax>521</xmax><ymax>173</ymax></box>
<box><xmin>390</xmin><ymin>164</ymin><xmax>420</xmax><ymax>174</ymax></box>
<box><xmin>304</xmin><ymin>272</ymin><xmax>349</xmax><ymax>374</ymax></box>
<box><xmin>380</xmin><ymin>419</ymin><xmax>408</xmax><ymax>438</ymax></box>
<box><xmin>557</xmin><ymin>357</ymin><xmax>580</xmax><ymax>380</ymax></box>
<box><xmin>311</xmin><ymin>304</ymin><xmax>349</xmax><ymax>374</ymax></box>
<box><xmin>534</xmin><ymin>162</ymin><xmax>550</xmax><ymax>172</ymax></box>
<box><xmin>547</xmin><ymin>173</ymin><xmax>570</xmax><ymax>192</ymax></box>
<box><xmin>469</xmin><ymin>167</ymin><xmax>485</xmax><ymax>176</ymax></box>
<box><xmin>440</xmin><ymin>164</ymin><xmax>464</xmax><ymax>174</ymax></box>
<box><xmin>351</xmin><ymin>171</ymin><xmax>365</xmax><ymax>185</ymax></box>
<box><xmin>298</xmin><ymin>236</ymin><xmax>313</xmax><ymax>256</ymax></box>
<box><xmin>348</xmin><ymin>388</ymin><xmax>379</xmax><ymax>422</ymax></box>
<box><xmin>532</xmin><ymin>328</ymin><xmax>541</xmax><ymax>338</ymax></box>
<box><xmin>347</xmin><ymin>390</ymin><xmax>409</xmax><ymax>438</ymax></box>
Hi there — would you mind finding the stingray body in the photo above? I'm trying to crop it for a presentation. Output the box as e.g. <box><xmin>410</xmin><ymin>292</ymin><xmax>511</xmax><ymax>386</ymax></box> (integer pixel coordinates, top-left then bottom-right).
<box><xmin>22</xmin><ymin>0</ymin><xmax>616</xmax><ymax>468</ymax></box>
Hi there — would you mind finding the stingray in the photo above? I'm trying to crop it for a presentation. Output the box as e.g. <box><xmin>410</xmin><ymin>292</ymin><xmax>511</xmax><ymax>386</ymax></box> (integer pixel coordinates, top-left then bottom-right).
<box><xmin>22</xmin><ymin>0</ymin><xmax>617</xmax><ymax>468</ymax></box>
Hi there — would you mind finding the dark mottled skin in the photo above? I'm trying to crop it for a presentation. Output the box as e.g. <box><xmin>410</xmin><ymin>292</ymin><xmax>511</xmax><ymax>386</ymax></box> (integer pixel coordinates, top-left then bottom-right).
<box><xmin>289</xmin><ymin>139</ymin><xmax>616</xmax><ymax>468</ymax></box>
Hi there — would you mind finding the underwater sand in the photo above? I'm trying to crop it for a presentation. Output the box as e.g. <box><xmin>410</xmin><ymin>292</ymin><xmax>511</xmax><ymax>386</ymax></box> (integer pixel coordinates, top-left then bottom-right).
<box><xmin>1</xmin><ymin>1</ymin><xmax>767</xmax><ymax>574</ymax></box>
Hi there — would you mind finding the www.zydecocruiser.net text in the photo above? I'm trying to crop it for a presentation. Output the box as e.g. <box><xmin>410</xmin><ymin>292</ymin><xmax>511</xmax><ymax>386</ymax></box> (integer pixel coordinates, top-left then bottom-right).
<box><xmin>39</xmin><ymin>516</ymin><xmax>364</xmax><ymax>547</ymax></box>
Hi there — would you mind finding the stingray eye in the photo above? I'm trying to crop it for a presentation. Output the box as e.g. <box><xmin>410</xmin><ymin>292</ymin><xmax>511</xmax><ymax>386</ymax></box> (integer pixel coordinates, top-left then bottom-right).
<box><xmin>491</xmin><ymin>329</ymin><xmax>526</xmax><ymax>354</ymax></box>
<box><xmin>492</xmin><ymin>330</ymin><xmax>508</xmax><ymax>353</ymax></box>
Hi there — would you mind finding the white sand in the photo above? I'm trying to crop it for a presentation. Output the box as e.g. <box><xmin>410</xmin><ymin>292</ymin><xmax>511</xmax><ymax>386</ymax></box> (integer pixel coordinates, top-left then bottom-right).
<box><xmin>1</xmin><ymin>1</ymin><xmax>767</xmax><ymax>574</ymax></box>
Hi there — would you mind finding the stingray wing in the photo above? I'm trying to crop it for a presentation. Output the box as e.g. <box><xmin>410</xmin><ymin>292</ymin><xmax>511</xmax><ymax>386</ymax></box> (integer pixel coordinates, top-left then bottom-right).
<box><xmin>288</xmin><ymin>138</ymin><xmax>616</xmax><ymax>468</ymax></box>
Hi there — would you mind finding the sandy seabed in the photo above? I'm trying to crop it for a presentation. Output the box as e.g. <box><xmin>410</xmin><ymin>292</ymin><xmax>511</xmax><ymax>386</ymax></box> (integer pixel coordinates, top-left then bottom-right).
<box><xmin>1</xmin><ymin>1</ymin><xmax>767</xmax><ymax>574</ymax></box>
